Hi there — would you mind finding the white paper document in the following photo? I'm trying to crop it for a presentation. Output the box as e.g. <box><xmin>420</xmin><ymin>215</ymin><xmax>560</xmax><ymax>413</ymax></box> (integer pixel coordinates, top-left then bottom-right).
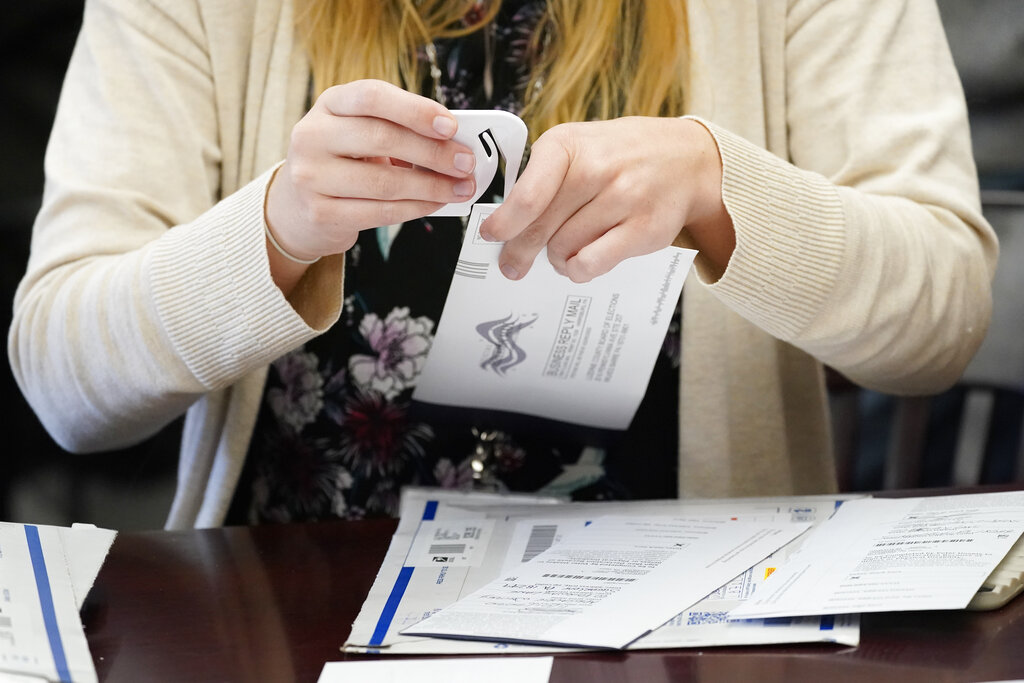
<box><xmin>343</xmin><ymin>488</ymin><xmax>861</xmax><ymax>654</ymax></box>
<box><xmin>402</xmin><ymin>514</ymin><xmax>810</xmax><ymax>649</ymax></box>
<box><xmin>413</xmin><ymin>204</ymin><xmax>697</xmax><ymax>430</ymax></box>
<box><xmin>730</xmin><ymin>491</ymin><xmax>1024</xmax><ymax>619</ymax></box>
<box><xmin>317</xmin><ymin>656</ymin><xmax>554</xmax><ymax>683</ymax></box>
<box><xmin>61</xmin><ymin>525</ymin><xmax>117</xmax><ymax>611</ymax></box>
<box><xmin>0</xmin><ymin>523</ymin><xmax>111</xmax><ymax>683</ymax></box>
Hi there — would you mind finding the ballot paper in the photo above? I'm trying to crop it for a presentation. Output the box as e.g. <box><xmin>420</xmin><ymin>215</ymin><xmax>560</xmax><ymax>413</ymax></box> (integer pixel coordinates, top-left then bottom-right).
<box><xmin>730</xmin><ymin>491</ymin><xmax>1024</xmax><ymax>619</ymax></box>
<box><xmin>401</xmin><ymin>514</ymin><xmax>811</xmax><ymax>649</ymax></box>
<box><xmin>343</xmin><ymin>488</ymin><xmax>861</xmax><ymax>654</ymax></box>
<box><xmin>317</xmin><ymin>656</ymin><xmax>554</xmax><ymax>683</ymax></box>
<box><xmin>413</xmin><ymin>204</ymin><xmax>696</xmax><ymax>430</ymax></box>
<box><xmin>0</xmin><ymin>523</ymin><xmax>113</xmax><ymax>683</ymax></box>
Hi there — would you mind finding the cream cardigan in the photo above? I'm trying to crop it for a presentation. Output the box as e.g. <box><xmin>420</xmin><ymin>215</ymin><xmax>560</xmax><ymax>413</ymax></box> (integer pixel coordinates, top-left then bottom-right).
<box><xmin>10</xmin><ymin>0</ymin><xmax>997</xmax><ymax>528</ymax></box>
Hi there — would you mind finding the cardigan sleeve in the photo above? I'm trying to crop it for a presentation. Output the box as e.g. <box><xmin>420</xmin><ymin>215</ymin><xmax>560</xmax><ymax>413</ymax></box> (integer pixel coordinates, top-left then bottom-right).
<box><xmin>7</xmin><ymin>0</ymin><xmax>339</xmax><ymax>453</ymax></box>
<box><xmin>698</xmin><ymin>0</ymin><xmax>998</xmax><ymax>395</ymax></box>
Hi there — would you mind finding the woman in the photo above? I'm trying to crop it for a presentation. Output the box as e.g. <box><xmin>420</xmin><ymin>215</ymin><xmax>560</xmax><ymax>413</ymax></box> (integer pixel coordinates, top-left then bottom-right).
<box><xmin>9</xmin><ymin>0</ymin><xmax>996</xmax><ymax>528</ymax></box>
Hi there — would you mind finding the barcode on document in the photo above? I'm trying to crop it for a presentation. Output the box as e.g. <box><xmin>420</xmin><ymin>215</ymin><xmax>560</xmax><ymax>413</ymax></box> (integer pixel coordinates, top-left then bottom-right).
<box><xmin>521</xmin><ymin>524</ymin><xmax>557</xmax><ymax>562</ymax></box>
<box><xmin>428</xmin><ymin>544</ymin><xmax>467</xmax><ymax>555</ymax></box>
<box><xmin>686</xmin><ymin>610</ymin><xmax>729</xmax><ymax>625</ymax></box>
<box><xmin>455</xmin><ymin>259</ymin><xmax>489</xmax><ymax>279</ymax></box>
<box><xmin>542</xmin><ymin>573</ymin><xmax>636</xmax><ymax>582</ymax></box>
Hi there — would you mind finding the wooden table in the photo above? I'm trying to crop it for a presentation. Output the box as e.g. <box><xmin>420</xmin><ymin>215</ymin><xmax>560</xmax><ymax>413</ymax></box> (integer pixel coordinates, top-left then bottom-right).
<box><xmin>82</xmin><ymin>486</ymin><xmax>1024</xmax><ymax>682</ymax></box>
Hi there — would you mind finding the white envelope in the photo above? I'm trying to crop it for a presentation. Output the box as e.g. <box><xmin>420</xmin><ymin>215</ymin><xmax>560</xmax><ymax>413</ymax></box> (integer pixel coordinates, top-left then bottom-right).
<box><xmin>413</xmin><ymin>204</ymin><xmax>696</xmax><ymax>430</ymax></box>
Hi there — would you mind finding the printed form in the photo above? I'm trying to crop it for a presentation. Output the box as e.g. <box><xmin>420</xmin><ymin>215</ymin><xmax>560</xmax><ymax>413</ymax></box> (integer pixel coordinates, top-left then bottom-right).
<box><xmin>344</xmin><ymin>488</ymin><xmax>861</xmax><ymax>654</ymax></box>
<box><xmin>413</xmin><ymin>204</ymin><xmax>696</xmax><ymax>430</ymax></box>
<box><xmin>730</xmin><ymin>491</ymin><xmax>1024</xmax><ymax>619</ymax></box>
<box><xmin>0</xmin><ymin>522</ymin><xmax>113</xmax><ymax>683</ymax></box>
<box><xmin>401</xmin><ymin>514</ymin><xmax>810</xmax><ymax>649</ymax></box>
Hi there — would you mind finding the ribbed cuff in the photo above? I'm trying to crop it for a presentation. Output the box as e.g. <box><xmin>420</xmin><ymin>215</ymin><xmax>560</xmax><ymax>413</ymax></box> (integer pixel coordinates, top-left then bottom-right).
<box><xmin>149</xmin><ymin>167</ymin><xmax>332</xmax><ymax>389</ymax></box>
<box><xmin>687</xmin><ymin>116</ymin><xmax>847</xmax><ymax>341</ymax></box>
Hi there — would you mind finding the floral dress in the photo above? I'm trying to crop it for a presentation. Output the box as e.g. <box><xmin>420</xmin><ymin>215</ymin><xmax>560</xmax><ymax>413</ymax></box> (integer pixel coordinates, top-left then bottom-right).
<box><xmin>228</xmin><ymin>0</ymin><xmax>682</xmax><ymax>524</ymax></box>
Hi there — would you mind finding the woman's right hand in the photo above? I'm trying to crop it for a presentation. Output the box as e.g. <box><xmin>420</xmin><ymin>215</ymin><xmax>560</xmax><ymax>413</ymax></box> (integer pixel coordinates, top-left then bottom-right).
<box><xmin>265</xmin><ymin>79</ymin><xmax>477</xmax><ymax>265</ymax></box>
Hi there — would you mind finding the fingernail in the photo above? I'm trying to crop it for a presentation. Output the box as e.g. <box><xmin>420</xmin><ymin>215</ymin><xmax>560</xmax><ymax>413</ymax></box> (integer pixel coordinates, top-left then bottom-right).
<box><xmin>500</xmin><ymin>263</ymin><xmax>520</xmax><ymax>280</ymax></box>
<box><xmin>454</xmin><ymin>180</ymin><xmax>474</xmax><ymax>197</ymax></box>
<box><xmin>433</xmin><ymin>115</ymin><xmax>456</xmax><ymax>137</ymax></box>
<box><xmin>454</xmin><ymin>152</ymin><xmax>475</xmax><ymax>173</ymax></box>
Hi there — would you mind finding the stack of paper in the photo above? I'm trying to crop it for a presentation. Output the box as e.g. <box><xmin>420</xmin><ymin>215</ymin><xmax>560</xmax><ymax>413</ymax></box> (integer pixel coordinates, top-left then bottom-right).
<box><xmin>402</xmin><ymin>513</ymin><xmax>811</xmax><ymax>649</ymax></box>
<box><xmin>346</xmin><ymin>489</ymin><xmax>1024</xmax><ymax>654</ymax></box>
<box><xmin>343</xmin><ymin>488</ymin><xmax>862</xmax><ymax>654</ymax></box>
<box><xmin>729</xmin><ymin>491</ymin><xmax>1024</xmax><ymax>619</ymax></box>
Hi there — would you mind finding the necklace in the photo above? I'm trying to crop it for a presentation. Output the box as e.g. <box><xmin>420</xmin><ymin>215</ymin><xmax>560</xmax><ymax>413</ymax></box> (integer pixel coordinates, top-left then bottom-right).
<box><xmin>424</xmin><ymin>22</ymin><xmax>497</xmax><ymax>107</ymax></box>
<box><xmin>424</xmin><ymin>42</ymin><xmax>446</xmax><ymax>105</ymax></box>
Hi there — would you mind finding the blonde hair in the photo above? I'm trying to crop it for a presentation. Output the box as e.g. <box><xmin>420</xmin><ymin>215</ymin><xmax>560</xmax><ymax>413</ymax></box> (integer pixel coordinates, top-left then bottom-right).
<box><xmin>295</xmin><ymin>0</ymin><xmax>689</xmax><ymax>142</ymax></box>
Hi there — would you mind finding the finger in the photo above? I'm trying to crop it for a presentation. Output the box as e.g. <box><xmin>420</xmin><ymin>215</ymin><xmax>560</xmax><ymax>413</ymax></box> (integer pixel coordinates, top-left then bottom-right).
<box><xmin>319</xmin><ymin>79</ymin><xmax>459</xmax><ymax>140</ymax></box>
<box><xmin>480</xmin><ymin>136</ymin><xmax>572</xmax><ymax>241</ymax></box>
<box><xmin>548</xmin><ymin>192</ymin><xmax>684</xmax><ymax>279</ymax></box>
<box><xmin>309</xmin><ymin>157</ymin><xmax>475</xmax><ymax>203</ymax></box>
<box><xmin>322</xmin><ymin>117</ymin><xmax>475</xmax><ymax>177</ymax></box>
<box><xmin>481</xmin><ymin>141</ymin><xmax>572</xmax><ymax>280</ymax></box>
<box><xmin>544</xmin><ymin>198</ymin><xmax>625</xmax><ymax>274</ymax></box>
<box><xmin>564</xmin><ymin>221</ymin><xmax>656</xmax><ymax>283</ymax></box>
<box><xmin>496</xmin><ymin>181</ymin><xmax>600</xmax><ymax>280</ymax></box>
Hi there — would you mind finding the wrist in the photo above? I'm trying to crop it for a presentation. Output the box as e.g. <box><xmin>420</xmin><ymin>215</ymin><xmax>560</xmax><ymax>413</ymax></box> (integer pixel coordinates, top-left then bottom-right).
<box><xmin>265</xmin><ymin>222</ymin><xmax>320</xmax><ymax>265</ymax></box>
<box><xmin>264</xmin><ymin>163</ymin><xmax>318</xmax><ymax>296</ymax></box>
<box><xmin>264</xmin><ymin>162</ymin><xmax>322</xmax><ymax>264</ymax></box>
<box><xmin>677</xmin><ymin>117</ymin><xmax>735</xmax><ymax>279</ymax></box>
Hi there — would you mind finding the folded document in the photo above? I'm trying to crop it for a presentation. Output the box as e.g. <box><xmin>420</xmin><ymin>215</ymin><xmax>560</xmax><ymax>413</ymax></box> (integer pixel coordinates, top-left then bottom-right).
<box><xmin>343</xmin><ymin>488</ymin><xmax>861</xmax><ymax>654</ymax></box>
<box><xmin>730</xmin><ymin>491</ymin><xmax>1024</xmax><ymax>619</ymax></box>
<box><xmin>0</xmin><ymin>522</ymin><xmax>115</xmax><ymax>683</ymax></box>
<box><xmin>401</xmin><ymin>513</ymin><xmax>810</xmax><ymax>649</ymax></box>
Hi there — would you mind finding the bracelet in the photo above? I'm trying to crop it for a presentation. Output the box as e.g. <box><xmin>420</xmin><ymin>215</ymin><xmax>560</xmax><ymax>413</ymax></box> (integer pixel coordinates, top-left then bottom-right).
<box><xmin>264</xmin><ymin>223</ymin><xmax>320</xmax><ymax>265</ymax></box>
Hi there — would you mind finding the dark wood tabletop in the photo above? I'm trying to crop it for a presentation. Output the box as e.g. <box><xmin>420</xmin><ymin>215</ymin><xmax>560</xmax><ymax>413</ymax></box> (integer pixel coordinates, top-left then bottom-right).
<box><xmin>82</xmin><ymin>485</ymin><xmax>1024</xmax><ymax>683</ymax></box>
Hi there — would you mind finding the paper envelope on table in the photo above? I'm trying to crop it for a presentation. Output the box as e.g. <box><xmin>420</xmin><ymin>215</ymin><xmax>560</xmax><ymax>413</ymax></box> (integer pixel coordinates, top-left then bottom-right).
<box><xmin>412</xmin><ymin>203</ymin><xmax>696</xmax><ymax>431</ymax></box>
<box><xmin>342</xmin><ymin>488</ymin><xmax>862</xmax><ymax>654</ymax></box>
<box><xmin>0</xmin><ymin>522</ymin><xmax>115</xmax><ymax>683</ymax></box>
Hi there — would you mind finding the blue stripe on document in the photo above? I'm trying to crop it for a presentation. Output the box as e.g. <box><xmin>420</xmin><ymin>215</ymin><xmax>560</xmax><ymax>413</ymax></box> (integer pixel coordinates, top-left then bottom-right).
<box><xmin>24</xmin><ymin>525</ymin><xmax>72</xmax><ymax>683</ymax></box>
<box><xmin>368</xmin><ymin>500</ymin><xmax>438</xmax><ymax>647</ymax></box>
<box><xmin>369</xmin><ymin>566</ymin><xmax>414</xmax><ymax>646</ymax></box>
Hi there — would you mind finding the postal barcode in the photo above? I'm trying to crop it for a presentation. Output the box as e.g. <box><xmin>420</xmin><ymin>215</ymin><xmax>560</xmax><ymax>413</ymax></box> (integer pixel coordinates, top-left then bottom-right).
<box><xmin>522</xmin><ymin>524</ymin><xmax>557</xmax><ymax>562</ymax></box>
<box><xmin>542</xmin><ymin>573</ymin><xmax>636</xmax><ymax>582</ymax></box>
<box><xmin>429</xmin><ymin>544</ymin><xmax>466</xmax><ymax>555</ymax></box>
<box><xmin>686</xmin><ymin>611</ymin><xmax>729</xmax><ymax>626</ymax></box>
<box><xmin>455</xmin><ymin>259</ymin><xmax>489</xmax><ymax>279</ymax></box>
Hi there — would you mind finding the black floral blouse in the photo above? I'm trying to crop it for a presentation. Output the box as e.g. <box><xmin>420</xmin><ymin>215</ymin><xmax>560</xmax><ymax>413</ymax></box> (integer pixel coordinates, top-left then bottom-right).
<box><xmin>229</xmin><ymin>0</ymin><xmax>682</xmax><ymax>524</ymax></box>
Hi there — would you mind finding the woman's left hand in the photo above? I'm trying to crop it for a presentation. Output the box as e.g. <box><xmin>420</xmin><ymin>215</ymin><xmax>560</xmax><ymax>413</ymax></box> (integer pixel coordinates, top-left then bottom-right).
<box><xmin>479</xmin><ymin>116</ymin><xmax>734</xmax><ymax>282</ymax></box>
